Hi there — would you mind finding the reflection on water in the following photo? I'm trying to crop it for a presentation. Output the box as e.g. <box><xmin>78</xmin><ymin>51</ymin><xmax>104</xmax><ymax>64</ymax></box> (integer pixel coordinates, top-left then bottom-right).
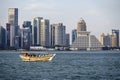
<box><xmin>0</xmin><ymin>51</ymin><xmax>120</xmax><ymax>80</ymax></box>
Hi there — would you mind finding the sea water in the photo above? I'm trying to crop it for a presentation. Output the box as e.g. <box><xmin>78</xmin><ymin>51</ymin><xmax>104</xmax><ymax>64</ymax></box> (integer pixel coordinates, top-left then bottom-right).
<box><xmin>0</xmin><ymin>50</ymin><xmax>120</xmax><ymax>80</ymax></box>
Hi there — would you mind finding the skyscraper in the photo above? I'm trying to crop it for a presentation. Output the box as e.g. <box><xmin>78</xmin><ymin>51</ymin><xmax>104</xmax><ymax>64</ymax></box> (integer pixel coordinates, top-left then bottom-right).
<box><xmin>21</xmin><ymin>28</ymin><xmax>30</xmax><ymax>49</ymax></box>
<box><xmin>6</xmin><ymin>23</ymin><xmax>11</xmax><ymax>47</ymax></box>
<box><xmin>8</xmin><ymin>8</ymin><xmax>18</xmax><ymax>47</ymax></box>
<box><xmin>100</xmin><ymin>33</ymin><xmax>111</xmax><ymax>47</ymax></box>
<box><xmin>65</xmin><ymin>34</ymin><xmax>70</xmax><ymax>47</ymax></box>
<box><xmin>32</xmin><ymin>17</ymin><xmax>43</xmax><ymax>45</ymax></box>
<box><xmin>40</xmin><ymin>19</ymin><xmax>50</xmax><ymax>47</ymax></box>
<box><xmin>32</xmin><ymin>17</ymin><xmax>50</xmax><ymax>47</ymax></box>
<box><xmin>112</xmin><ymin>29</ymin><xmax>119</xmax><ymax>47</ymax></box>
<box><xmin>100</xmin><ymin>30</ymin><xmax>120</xmax><ymax>48</ymax></box>
<box><xmin>23</xmin><ymin>21</ymin><xmax>32</xmax><ymax>33</ymax></box>
<box><xmin>50</xmin><ymin>23</ymin><xmax>66</xmax><ymax>47</ymax></box>
<box><xmin>0</xmin><ymin>26</ymin><xmax>6</xmax><ymax>49</ymax></box>
<box><xmin>111</xmin><ymin>34</ymin><xmax>117</xmax><ymax>47</ymax></box>
<box><xmin>8</xmin><ymin>8</ymin><xmax>18</xmax><ymax>36</ymax></box>
<box><xmin>99</xmin><ymin>33</ymin><xmax>104</xmax><ymax>46</ymax></box>
<box><xmin>23</xmin><ymin>21</ymin><xmax>32</xmax><ymax>46</ymax></box>
<box><xmin>72</xmin><ymin>29</ymin><xmax>77</xmax><ymax>43</ymax></box>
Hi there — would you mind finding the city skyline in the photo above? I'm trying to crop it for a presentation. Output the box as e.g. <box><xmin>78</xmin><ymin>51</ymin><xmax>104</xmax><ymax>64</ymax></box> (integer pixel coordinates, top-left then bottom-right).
<box><xmin>0</xmin><ymin>8</ymin><xmax>70</xmax><ymax>50</ymax></box>
<box><xmin>0</xmin><ymin>0</ymin><xmax>120</xmax><ymax>39</ymax></box>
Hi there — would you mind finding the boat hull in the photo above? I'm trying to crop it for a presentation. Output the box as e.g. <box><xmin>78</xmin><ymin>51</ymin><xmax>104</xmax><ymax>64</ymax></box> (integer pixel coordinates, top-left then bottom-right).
<box><xmin>20</xmin><ymin>53</ymin><xmax>56</xmax><ymax>62</ymax></box>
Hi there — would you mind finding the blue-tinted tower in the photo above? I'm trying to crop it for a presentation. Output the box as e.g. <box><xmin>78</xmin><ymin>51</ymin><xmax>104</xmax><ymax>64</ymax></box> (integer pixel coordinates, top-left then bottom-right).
<box><xmin>0</xmin><ymin>26</ymin><xmax>6</xmax><ymax>49</ymax></box>
<box><xmin>72</xmin><ymin>29</ymin><xmax>77</xmax><ymax>43</ymax></box>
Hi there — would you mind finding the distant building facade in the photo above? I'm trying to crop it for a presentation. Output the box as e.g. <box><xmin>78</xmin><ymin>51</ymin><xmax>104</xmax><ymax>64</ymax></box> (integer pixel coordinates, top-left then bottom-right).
<box><xmin>14</xmin><ymin>36</ymin><xmax>20</xmax><ymax>49</ymax></box>
<box><xmin>65</xmin><ymin>34</ymin><xmax>70</xmax><ymax>47</ymax></box>
<box><xmin>23</xmin><ymin>21</ymin><xmax>32</xmax><ymax>33</ymax></box>
<box><xmin>50</xmin><ymin>23</ymin><xmax>66</xmax><ymax>47</ymax></box>
<box><xmin>112</xmin><ymin>29</ymin><xmax>119</xmax><ymax>47</ymax></box>
<box><xmin>21</xmin><ymin>28</ymin><xmax>30</xmax><ymax>49</ymax></box>
<box><xmin>23</xmin><ymin>21</ymin><xmax>32</xmax><ymax>46</ymax></box>
<box><xmin>6</xmin><ymin>23</ymin><xmax>11</xmax><ymax>47</ymax></box>
<box><xmin>72</xmin><ymin>29</ymin><xmax>77</xmax><ymax>43</ymax></box>
<box><xmin>0</xmin><ymin>26</ymin><xmax>6</xmax><ymax>49</ymax></box>
<box><xmin>110</xmin><ymin>34</ymin><xmax>117</xmax><ymax>47</ymax></box>
<box><xmin>40</xmin><ymin>19</ymin><xmax>50</xmax><ymax>47</ymax></box>
<box><xmin>100</xmin><ymin>33</ymin><xmax>111</xmax><ymax>47</ymax></box>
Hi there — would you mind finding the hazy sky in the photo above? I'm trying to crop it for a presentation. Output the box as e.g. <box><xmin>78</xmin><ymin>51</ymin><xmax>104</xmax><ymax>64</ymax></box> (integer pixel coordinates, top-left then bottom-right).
<box><xmin>0</xmin><ymin>0</ymin><xmax>120</xmax><ymax>38</ymax></box>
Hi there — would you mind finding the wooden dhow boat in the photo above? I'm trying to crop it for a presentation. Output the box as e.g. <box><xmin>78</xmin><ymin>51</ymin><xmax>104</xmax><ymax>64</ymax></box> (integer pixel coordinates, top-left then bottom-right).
<box><xmin>20</xmin><ymin>52</ymin><xmax>56</xmax><ymax>62</ymax></box>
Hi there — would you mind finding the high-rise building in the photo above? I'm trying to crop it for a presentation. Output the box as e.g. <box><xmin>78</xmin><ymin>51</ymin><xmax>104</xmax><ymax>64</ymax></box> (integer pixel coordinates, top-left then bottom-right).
<box><xmin>8</xmin><ymin>8</ymin><xmax>19</xmax><ymax>36</ymax></box>
<box><xmin>72</xmin><ymin>29</ymin><xmax>77</xmax><ymax>43</ymax></box>
<box><xmin>111</xmin><ymin>34</ymin><xmax>117</xmax><ymax>47</ymax></box>
<box><xmin>8</xmin><ymin>8</ymin><xmax>18</xmax><ymax>47</ymax></box>
<box><xmin>99</xmin><ymin>33</ymin><xmax>104</xmax><ymax>46</ymax></box>
<box><xmin>50</xmin><ymin>23</ymin><xmax>66</xmax><ymax>47</ymax></box>
<box><xmin>32</xmin><ymin>17</ymin><xmax>43</xmax><ymax>45</ymax></box>
<box><xmin>100</xmin><ymin>30</ymin><xmax>120</xmax><ymax>48</ymax></box>
<box><xmin>71</xmin><ymin>18</ymin><xmax>102</xmax><ymax>50</ymax></box>
<box><xmin>0</xmin><ymin>26</ymin><xmax>6</xmax><ymax>49</ymax></box>
<box><xmin>14</xmin><ymin>36</ymin><xmax>20</xmax><ymax>49</ymax></box>
<box><xmin>99</xmin><ymin>32</ymin><xmax>119</xmax><ymax>48</ymax></box>
<box><xmin>21</xmin><ymin>28</ymin><xmax>30</xmax><ymax>49</ymax></box>
<box><xmin>100</xmin><ymin>33</ymin><xmax>111</xmax><ymax>47</ymax></box>
<box><xmin>40</xmin><ymin>19</ymin><xmax>50</xmax><ymax>47</ymax></box>
<box><xmin>23</xmin><ymin>21</ymin><xmax>32</xmax><ymax>46</ymax></box>
<box><xmin>6</xmin><ymin>23</ymin><xmax>11</xmax><ymax>47</ymax></box>
<box><xmin>32</xmin><ymin>17</ymin><xmax>50</xmax><ymax>47</ymax></box>
<box><xmin>112</xmin><ymin>29</ymin><xmax>119</xmax><ymax>47</ymax></box>
<box><xmin>23</xmin><ymin>21</ymin><xmax>32</xmax><ymax>33</ymax></box>
<box><xmin>65</xmin><ymin>34</ymin><xmax>70</xmax><ymax>47</ymax></box>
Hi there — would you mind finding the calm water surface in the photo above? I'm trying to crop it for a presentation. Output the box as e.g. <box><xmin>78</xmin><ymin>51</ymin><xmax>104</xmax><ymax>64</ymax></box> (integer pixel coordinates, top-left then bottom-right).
<box><xmin>0</xmin><ymin>50</ymin><xmax>120</xmax><ymax>80</ymax></box>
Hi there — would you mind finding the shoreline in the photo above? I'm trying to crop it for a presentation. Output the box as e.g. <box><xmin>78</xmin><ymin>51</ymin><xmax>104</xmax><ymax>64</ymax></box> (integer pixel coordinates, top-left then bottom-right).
<box><xmin>0</xmin><ymin>50</ymin><xmax>120</xmax><ymax>54</ymax></box>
